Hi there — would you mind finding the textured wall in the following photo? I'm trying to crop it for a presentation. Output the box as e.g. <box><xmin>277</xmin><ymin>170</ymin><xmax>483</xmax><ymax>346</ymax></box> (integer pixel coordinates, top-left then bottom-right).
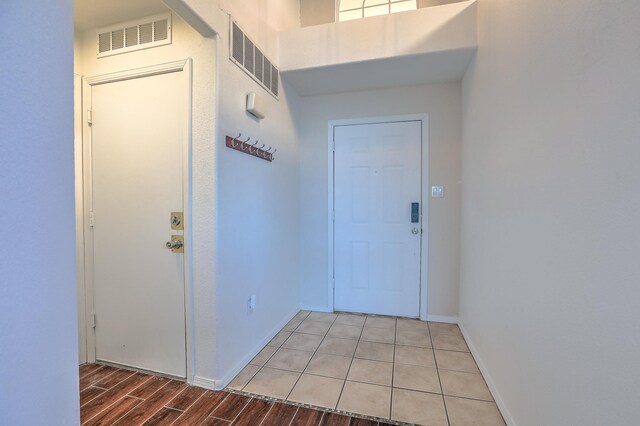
<box><xmin>0</xmin><ymin>0</ymin><xmax>80</xmax><ymax>424</ymax></box>
<box><xmin>460</xmin><ymin>0</ymin><xmax>640</xmax><ymax>424</ymax></box>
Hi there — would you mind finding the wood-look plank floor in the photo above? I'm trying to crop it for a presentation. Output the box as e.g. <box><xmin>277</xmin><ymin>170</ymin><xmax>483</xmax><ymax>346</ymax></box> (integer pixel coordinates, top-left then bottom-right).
<box><xmin>79</xmin><ymin>364</ymin><xmax>394</xmax><ymax>426</ymax></box>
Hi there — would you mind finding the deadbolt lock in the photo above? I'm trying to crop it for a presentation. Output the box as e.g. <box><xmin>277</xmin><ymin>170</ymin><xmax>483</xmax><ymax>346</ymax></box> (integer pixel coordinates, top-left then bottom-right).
<box><xmin>166</xmin><ymin>235</ymin><xmax>184</xmax><ymax>253</ymax></box>
<box><xmin>170</xmin><ymin>212</ymin><xmax>184</xmax><ymax>230</ymax></box>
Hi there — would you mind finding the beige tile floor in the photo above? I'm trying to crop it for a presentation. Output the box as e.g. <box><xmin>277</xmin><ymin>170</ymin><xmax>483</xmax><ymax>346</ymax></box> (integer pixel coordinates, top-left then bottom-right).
<box><xmin>227</xmin><ymin>311</ymin><xmax>505</xmax><ymax>426</ymax></box>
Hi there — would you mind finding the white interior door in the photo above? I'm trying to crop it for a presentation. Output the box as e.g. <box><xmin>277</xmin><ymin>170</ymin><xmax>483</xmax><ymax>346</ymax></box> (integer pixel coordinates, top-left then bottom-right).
<box><xmin>89</xmin><ymin>70</ymin><xmax>187</xmax><ymax>377</ymax></box>
<box><xmin>334</xmin><ymin>121</ymin><xmax>422</xmax><ymax>318</ymax></box>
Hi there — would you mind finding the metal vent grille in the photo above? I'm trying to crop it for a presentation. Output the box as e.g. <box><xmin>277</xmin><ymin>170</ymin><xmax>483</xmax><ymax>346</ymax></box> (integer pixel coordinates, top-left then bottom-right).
<box><xmin>98</xmin><ymin>32</ymin><xmax>111</xmax><ymax>53</ymax></box>
<box><xmin>97</xmin><ymin>13</ymin><xmax>171</xmax><ymax>58</ymax></box>
<box><xmin>139</xmin><ymin>23</ymin><xmax>153</xmax><ymax>44</ymax></box>
<box><xmin>111</xmin><ymin>29</ymin><xmax>125</xmax><ymax>50</ymax></box>
<box><xmin>232</xmin><ymin>23</ymin><xmax>244</xmax><ymax>64</ymax></box>
<box><xmin>244</xmin><ymin>37</ymin><xmax>254</xmax><ymax>74</ymax></box>
<box><xmin>254</xmin><ymin>49</ymin><xmax>264</xmax><ymax>82</ymax></box>
<box><xmin>154</xmin><ymin>19</ymin><xmax>168</xmax><ymax>40</ymax></box>
<box><xmin>229</xmin><ymin>18</ymin><xmax>279</xmax><ymax>99</ymax></box>
<box><xmin>125</xmin><ymin>26</ymin><xmax>138</xmax><ymax>47</ymax></box>
<box><xmin>271</xmin><ymin>66</ymin><xmax>279</xmax><ymax>97</ymax></box>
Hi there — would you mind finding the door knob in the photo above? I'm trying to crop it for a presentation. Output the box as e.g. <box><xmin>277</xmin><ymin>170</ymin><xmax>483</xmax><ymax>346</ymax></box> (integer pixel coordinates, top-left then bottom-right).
<box><xmin>411</xmin><ymin>227</ymin><xmax>420</xmax><ymax>235</ymax></box>
<box><xmin>166</xmin><ymin>235</ymin><xmax>184</xmax><ymax>253</ymax></box>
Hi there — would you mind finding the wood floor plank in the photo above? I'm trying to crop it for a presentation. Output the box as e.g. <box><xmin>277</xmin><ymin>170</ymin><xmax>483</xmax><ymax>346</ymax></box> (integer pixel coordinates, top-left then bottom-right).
<box><xmin>209</xmin><ymin>394</ymin><xmax>250</xmax><ymax>422</ymax></box>
<box><xmin>141</xmin><ymin>407</ymin><xmax>183</xmax><ymax>426</ymax></box>
<box><xmin>83</xmin><ymin>396</ymin><xmax>142</xmax><ymax>426</ymax></box>
<box><xmin>201</xmin><ymin>418</ymin><xmax>231</xmax><ymax>426</ymax></box>
<box><xmin>128</xmin><ymin>376</ymin><xmax>171</xmax><ymax>399</ymax></box>
<box><xmin>80</xmin><ymin>386</ymin><xmax>107</xmax><ymax>407</ymax></box>
<box><xmin>114</xmin><ymin>380</ymin><xmax>187</xmax><ymax>426</ymax></box>
<box><xmin>348</xmin><ymin>418</ymin><xmax>378</xmax><ymax>426</ymax></box>
<box><xmin>81</xmin><ymin>373</ymin><xmax>151</xmax><ymax>423</ymax></box>
<box><xmin>165</xmin><ymin>385</ymin><xmax>206</xmax><ymax>411</ymax></box>
<box><xmin>80</xmin><ymin>366</ymin><xmax>120</xmax><ymax>391</ymax></box>
<box><xmin>230</xmin><ymin>398</ymin><xmax>271</xmax><ymax>425</ymax></box>
<box><xmin>94</xmin><ymin>369</ymin><xmax>135</xmax><ymax>389</ymax></box>
<box><xmin>319</xmin><ymin>412</ymin><xmax>351</xmax><ymax>426</ymax></box>
<box><xmin>173</xmin><ymin>390</ymin><xmax>228</xmax><ymax>426</ymax></box>
<box><xmin>80</xmin><ymin>363</ymin><xmax>104</xmax><ymax>379</ymax></box>
<box><xmin>261</xmin><ymin>402</ymin><xmax>298</xmax><ymax>425</ymax></box>
<box><xmin>291</xmin><ymin>407</ymin><xmax>324</xmax><ymax>426</ymax></box>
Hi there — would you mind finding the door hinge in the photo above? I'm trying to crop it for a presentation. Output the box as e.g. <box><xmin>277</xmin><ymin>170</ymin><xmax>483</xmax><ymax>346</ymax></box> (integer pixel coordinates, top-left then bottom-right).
<box><xmin>89</xmin><ymin>211</ymin><xmax>95</xmax><ymax>228</ymax></box>
<box><xmin>87</xmin><ymin>108</ymin><xmax>93</xmax><ymax>126</ymax></box>
<box><xmin>91</xmin><ymin>313</ymin><xmax>96</xmax><ymax>329</ymax></box>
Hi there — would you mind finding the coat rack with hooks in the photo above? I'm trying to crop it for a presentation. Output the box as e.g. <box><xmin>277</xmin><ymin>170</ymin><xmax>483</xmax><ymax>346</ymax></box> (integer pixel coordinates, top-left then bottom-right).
<box><xmin>225</xmin><ymin>134</ymin><xmax>276</xmax><ymax>162</ymax></box>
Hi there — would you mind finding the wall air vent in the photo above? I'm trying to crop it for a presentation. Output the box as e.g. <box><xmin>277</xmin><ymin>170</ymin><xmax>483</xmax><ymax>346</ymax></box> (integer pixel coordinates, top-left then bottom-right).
<box><xmin>229</xmin><ymin>19</ymin><xmax>279</xmax><ymax>99</ymax></box>
<box><xmin>96</xmin><ymin>13</ymin><xmax>172</xmax><ymax>58</ymax></box>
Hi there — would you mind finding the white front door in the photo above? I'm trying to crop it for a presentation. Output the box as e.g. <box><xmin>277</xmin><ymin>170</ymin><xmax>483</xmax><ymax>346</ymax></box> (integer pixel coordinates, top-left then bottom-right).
<box><xmin>333</xmin><ymin>121</ymin><xmax>422</xmax><ymax>318</ymax></box>
<box><xmin>88</xmin><ymin>69</ymin><xmax>187</xmax><ymax>377</ymax></box>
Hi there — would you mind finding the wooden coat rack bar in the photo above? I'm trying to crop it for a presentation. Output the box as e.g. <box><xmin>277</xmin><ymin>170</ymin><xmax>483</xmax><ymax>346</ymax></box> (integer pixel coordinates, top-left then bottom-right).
<box><xmin>226</xmin><ymin>134</ymin><xmax>275</xmax><ymax>162</ymax></box>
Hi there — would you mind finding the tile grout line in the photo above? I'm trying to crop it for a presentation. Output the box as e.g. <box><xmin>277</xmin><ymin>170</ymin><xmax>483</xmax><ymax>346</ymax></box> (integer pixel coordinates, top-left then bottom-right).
<box><xmin>284</xmin><ymin>313</ymin><xmax>339</xmax><ymax>402</ymax></box>
<box><xmin>167</xmin><ymin>389</ymin><xmax>222</xmax><ymax>426</ymax></box>
<box><xmin>428</xmin><ymin>322</ymin><xmax>451</xmax><ymax>426</ymax></box>
<box><xmin>81</xmin><ymin>374</ymin><xmax>153</xmax><ymax>425</ymax></box>
<box><xmin>334</xmin><ymin>314</ymin><xmax>367</xmax><ymax>415</ymax></box>
<box><xmin>225</xmin><ymin>395</ymin><xmax>252</xmax><ymax>424</ymax></box>
<box><xmin>255</xmin><ymin>399</ymin><xmax>276</xmax><ymax>426</ymax></box>
<box><xmin>389</xmin><ymin>318</ymin><xmax>398</xmax><ymax>422</ymax></box>
<box><xmin>241</xmin><ymin>311</ymin><xmax>310</xmax><ymax>392</ymax></box>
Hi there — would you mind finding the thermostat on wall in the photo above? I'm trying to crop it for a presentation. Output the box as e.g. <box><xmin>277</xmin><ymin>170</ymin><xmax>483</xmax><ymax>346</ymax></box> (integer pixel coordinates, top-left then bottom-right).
<box><xmin>246</xmin><ymin>92</ymin><xmax>266</xmax><ymax>119</ymax></box>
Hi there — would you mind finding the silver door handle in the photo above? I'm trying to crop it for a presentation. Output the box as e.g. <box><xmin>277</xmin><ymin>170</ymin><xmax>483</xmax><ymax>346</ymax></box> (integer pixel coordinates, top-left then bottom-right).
<box><xmin>166</xmin><ymin>239</ymin><xmax>183</xmax><ymax>250</ymax></box>
<box><xmin>412</xmin><ymin>227</ymin><xmax>420</xmax><ymax>235</ymax></box>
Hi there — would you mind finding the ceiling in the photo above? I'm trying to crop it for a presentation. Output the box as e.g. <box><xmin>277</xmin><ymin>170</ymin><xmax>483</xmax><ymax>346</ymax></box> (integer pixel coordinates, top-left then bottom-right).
<box><xmin>74</xmin><ymin>0</ymin><xmax>170</xmax><ymax>31</ymax></box>
<box><xmin>281</xmin><ymin>48</ymin><xmax>476</xmax><ymax>96</ymax></box>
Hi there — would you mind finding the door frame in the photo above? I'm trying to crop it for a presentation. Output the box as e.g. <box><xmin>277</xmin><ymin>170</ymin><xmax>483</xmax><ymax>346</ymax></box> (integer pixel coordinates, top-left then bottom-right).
<box><xmin>78</xmin><ymin>59</ymin><xmax>194</xmax><ymax>381</ymax></box>
<box><xmin>328</xmin><ymin>114</ymin><xmax>429</xmax><ymax>320</ymax></box>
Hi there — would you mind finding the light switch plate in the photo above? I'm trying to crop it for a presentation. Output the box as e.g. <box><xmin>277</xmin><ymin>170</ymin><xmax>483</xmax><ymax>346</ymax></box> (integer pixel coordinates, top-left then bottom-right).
<box><xmin>431</xmin><ymin>186</ymin><xmax>444</xmax><ymax>198</ymax></box>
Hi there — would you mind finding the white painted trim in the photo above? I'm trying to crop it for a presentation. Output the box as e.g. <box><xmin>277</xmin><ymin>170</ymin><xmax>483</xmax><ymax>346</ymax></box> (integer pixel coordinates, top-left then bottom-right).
<box><xmin>427</xmin><ymin>315</ymin><xmax>459</xmax><ymax>324</ymax></box>
<box><xmin>80</xmin><ymin>59</ymin><xmax>194</xmax><ymax>382</ymax></box>
<box><xmin>300</xmin><ymin>305</ymin><xmax>333</xmax><ymax>313</ymax></box>
<box><xmin>84</xmin><ymin>60</ymin><xmax>188</xmax><ymax>86</ymax></box>
<box><xmin>74</xmin><ymin>73</ymin><xmax>87</xmax><ymax>365</ymax></box>
<box><xmin>192</xmin><ymin>375</ymin><xmax>217</xmax><ymax>390</ymax></box>
<box><xmin>327</xmin><ymin>114</ymin><xmax>429</xmax><ymax>320</ymax></box>
<box><xmin>210</xmin><ymin>308</ymin><xmax>301</xmax><ymax>390</ymax></box>
<box><xmin>459</xmin><ymin>323</ymin><xmax>516</xmax><ymax>426</ymax></box>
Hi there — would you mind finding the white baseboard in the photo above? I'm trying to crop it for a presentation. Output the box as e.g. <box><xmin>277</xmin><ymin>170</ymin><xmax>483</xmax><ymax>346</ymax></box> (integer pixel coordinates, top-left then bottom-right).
<box><xmin>458</xmin><ymin>323</ymin><xmax>516</xmax><ymax>426</ymax></box>
<box><xmin>191</xmin><ymin>375</ymin><xmax>216</xmax><ymax>390</ymax></box>
<box><xmin>210</xmin><ymin>307</ymin><xmax>301</xmax><ymax>390</ymax></box>
<box><xmin>427</xmin><ymin>314</ymin><xmax>459</xmax><ymax>324</ymax></box>
<box><xmin>300</xmin><ymin>305</ymin><xmax>333</xmax><ymax>313</ymax></box>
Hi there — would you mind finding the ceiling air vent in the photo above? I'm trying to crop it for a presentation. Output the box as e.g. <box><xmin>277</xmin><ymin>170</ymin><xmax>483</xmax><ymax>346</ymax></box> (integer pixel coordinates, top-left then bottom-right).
<box><xmin>229</xmin><ymin>19</ymin><xmax>279</xmax><ymax>99</ymax></box>
<box><xmin>97</xmin><ymin>13</ymin><xmax>172</xmax><ymax>58</ymax></box>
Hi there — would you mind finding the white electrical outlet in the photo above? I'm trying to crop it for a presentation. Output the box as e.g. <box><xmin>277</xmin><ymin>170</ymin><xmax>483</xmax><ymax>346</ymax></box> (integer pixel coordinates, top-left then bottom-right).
<box><xmin>248</xmin><ymin>294</ymin><xmax>257</xmax><ymax>310</ymax></box>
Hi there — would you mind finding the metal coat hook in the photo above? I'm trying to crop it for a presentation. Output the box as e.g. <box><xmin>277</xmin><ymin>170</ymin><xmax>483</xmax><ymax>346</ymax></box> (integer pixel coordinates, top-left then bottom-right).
<box><xmin>231</xmin><ymin>133</ymin><xmax>242</xmax><ymax>148</ymax></box>
<box><xmin>225</xmin><ymin>134</ymin><xmax>275</xmax><ymax>162</ymax></box>
<box><xmin>241</xmin><ymin>137</ymin><xmax>251</xmax><ymax>151</ymax></box>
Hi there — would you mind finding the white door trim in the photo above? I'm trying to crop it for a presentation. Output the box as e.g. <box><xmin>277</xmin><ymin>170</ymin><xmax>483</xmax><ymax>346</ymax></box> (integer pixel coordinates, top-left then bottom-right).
<box><xmin>79</xmin><ymin>59</ymin><xmax>194</xmax><ymax>381</ymax></box>
<box><xmin>328</xmin><ymin>114</ymin><xmax>430</xmax><ymax>320</ymax></box>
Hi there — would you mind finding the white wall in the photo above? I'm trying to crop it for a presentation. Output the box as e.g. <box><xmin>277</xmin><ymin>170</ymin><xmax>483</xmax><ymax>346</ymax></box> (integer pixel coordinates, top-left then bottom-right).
<box><xmin>281</xmin><ymin>1</ymin><xmax>477</xmax><ymax>71</ymax></box>
<box><xmin>211</xmin><ymin>5</ymin><xmax>303</xmax><ymax>388</ymax></box>
<box><xmin>171</xmin><ymin>0</ymin><xmax>303</xmax><ymax>387</ymax></box>
<box><xmin>0</xmin><ymin>1</ymin><xmax>79</xmax><ymax>425</ymax></box>
<box><xmin>460</xmin><ymin>0</ymin><xmax>640</xmax><ymax>424</ymax></box>
<box><xmin>75</xmin><ymin>13</ymin><xmax>218</xmax><ymax>382</ymax></box>
<box><xmin>298</xmin><ymin>83</ymin><xmax>461</xmax><ymax>319</ymax></box>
